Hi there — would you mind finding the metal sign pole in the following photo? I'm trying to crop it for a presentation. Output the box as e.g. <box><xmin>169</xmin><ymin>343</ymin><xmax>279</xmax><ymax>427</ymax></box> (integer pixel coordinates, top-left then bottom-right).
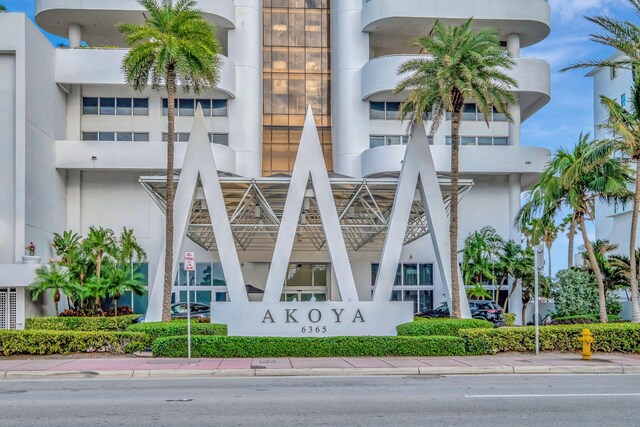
<box><xmin>187</xmin><ymin>268</ymin><xmax>191</xmax><ymax>364</ymax></box>
<box><xmin>534</xmin><ymin>244</ymin><xmax>544</xmax><ymax>356</ymax></box>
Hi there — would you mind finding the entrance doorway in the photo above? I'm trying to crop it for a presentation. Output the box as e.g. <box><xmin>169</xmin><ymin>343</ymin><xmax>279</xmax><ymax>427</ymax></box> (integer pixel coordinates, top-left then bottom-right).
<box><xmin>281</xmin><ymin>263</ymin><xmax>328</xmax><ymax>302</ymax></box>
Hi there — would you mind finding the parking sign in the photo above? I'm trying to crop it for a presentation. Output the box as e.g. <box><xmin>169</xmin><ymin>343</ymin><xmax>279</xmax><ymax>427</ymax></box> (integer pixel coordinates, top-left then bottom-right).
<box><xmin>184</xmin><ymin>252</ymin><xmax>195</xmax><ymax>271</ymax></box>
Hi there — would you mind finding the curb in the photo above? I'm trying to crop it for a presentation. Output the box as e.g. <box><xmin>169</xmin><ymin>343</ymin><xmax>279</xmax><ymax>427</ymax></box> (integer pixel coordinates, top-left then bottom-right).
<box><xmin>0</xmin><ymin>365</ymin><xmax>636</xmax><ymax>380</ymax></box>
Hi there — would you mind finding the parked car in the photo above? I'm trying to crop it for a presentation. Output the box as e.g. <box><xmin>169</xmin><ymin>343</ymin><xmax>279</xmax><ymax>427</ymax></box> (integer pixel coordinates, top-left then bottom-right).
<box><xmin>417</xmin><ymin>300</ymin><xmax>505</xmax><ymax>326</ymax></box>
<box><xmin>134</xmin><ymin>302</ymin><xmax>210</xmax><ymax>323</ymax></box>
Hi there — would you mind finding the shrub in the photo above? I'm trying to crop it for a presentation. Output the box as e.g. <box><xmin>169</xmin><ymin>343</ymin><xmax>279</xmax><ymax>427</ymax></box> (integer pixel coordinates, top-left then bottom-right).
<box><xmin>459</xmin><ymin>323</ymin><xmax>640</xmax><ymax>355</ymax></box>
<box><xmin>503</xmin><ymin>313</ymin><xmax>516</xmax><ymax>327</ymax></box>
<box><xmin>397</xmin><ymin>318</ymin><xmax>493</xmax><ymax>336</ymax></box>
<box><xmin>551</xmin><ymin>314</ymin><xmax>622</xmax><ymax>325</ymax></box>
<box><xmin>552</xmin><ymin>269</ymin><xmax>621</xmax><ymax>318</ymax></box>
<box><xmin>152</xmin><ymin>336</ymin><xmax>466</xmax><ymax>358</ymax></box>
<box><xmin>25</xmin><ymin>315</ymin><xmax>141</xmax><ymax>332</ymax></box>
<box><xmin>0</xmin><ymin>330</ymin><xmax>149</xmax><ymax>355</ymax></box>
<box><xmin>126</xmin><ymin>322</ymin><xmax>227</xmax><ymax>341</ymax></box>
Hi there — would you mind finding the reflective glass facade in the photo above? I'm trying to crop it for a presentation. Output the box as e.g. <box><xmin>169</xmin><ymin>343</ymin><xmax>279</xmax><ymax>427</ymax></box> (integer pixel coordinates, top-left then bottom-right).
<box><xmin>263</xmin><ymin>0</ymin><xmax>332</xmax><ymax>176</ymax></box>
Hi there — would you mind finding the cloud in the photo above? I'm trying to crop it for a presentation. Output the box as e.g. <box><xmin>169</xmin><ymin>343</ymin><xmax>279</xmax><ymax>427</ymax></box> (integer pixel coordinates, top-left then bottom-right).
<box><xmin>550</xmin><ymin>0</ymin><xmax>625</xmax><ymax>21</ymax></box>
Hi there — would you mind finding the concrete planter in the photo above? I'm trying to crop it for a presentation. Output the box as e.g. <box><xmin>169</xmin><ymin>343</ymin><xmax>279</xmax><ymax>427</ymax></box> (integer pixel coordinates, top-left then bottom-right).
<box><xmin>21</xmin><ymin>255</ymin><xmax>41</xmax><ymax>265</ymax></box>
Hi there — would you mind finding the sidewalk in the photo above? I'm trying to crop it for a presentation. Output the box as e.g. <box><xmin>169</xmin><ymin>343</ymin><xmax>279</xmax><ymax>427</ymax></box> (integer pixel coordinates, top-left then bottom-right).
<box><xmin>2</xmin><ymin>353</ymin><xmax>640</xmax><ymax>379</ymax></box>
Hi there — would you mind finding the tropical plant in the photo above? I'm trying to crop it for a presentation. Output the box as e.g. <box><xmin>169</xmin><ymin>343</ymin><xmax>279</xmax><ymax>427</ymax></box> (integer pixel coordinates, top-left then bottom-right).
<box><xmin>52</xmin><ymin>231</ymin><xmax>82</xmax><ymax>264</ymax></box>
<box><xmin>609</xmin><ymin>249</ymin><xmax>640</xmax><ymax>292</ymax></box>
<box><xmin>581</xmin><ymin>239</ymin><xmax>620</xmax><ymax>290</ymax></box>
<box><xmin>552</xmin><ymin>269</ymin><xmax>622</xmax><ymax>318</ymax></box>
<box><xmin>518</xmin><ymin>133</ymin><xmax>633</xmax><ymax>322</ymax></box>
<box><xmin>504</xmin><ymin>245</ymin><xmax>535</xmax><ymax>314</ymax></box>
<box><xmin>103</xmin><ymin>264</ymin><xmax>147</xmax><ymax>317</ymax></box>
<box><xmin>519</xmin><ymin>216</ymin><xmax>558</xmax><ymax>277</ymax></box>
<box><xmin>560</xmin><ymin>213</ymin><xmax>578</xmax><ymax>268</ymax></box>
<box><xmin>465</xmin><ymin>283</ymin><xmax>492</xmax><ymax>300</ymax></box>
<box><xmin>0</xmin><ymin>5</ymin><xmax>6</xmax><ymax>11</ymax></box>
<box><xmin>118</xmin><ymin>0</ymin><xmax>221</xmax><ymax>322</ymax></box>
<box><xmin>394</xmin><ymin>19</ymin><xmax>517</xmax><ymax>317</ymax></box>
<box><xmin>83</xmin><ymin>227</ymin><xmax>116</xmax><ymax>281</ymax></box>
<box><xmin>461</xmin><ymin>226</ymin><xmax>504</xmax><ymax>289</ymax></box>
<box><xmin>28</xmin><ymin>264</ymin><xmax>78</xmax><ymax>316</ymax></box>
<box><xmin>561</xmin><ymin>0</ymin><xmax>640</xmax><ymax>323</ymax></box>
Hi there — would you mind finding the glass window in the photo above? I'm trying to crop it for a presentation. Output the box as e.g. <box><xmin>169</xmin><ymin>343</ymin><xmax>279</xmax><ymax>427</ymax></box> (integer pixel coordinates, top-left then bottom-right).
<box><xmin>212</xmin><ymin>263</ymin><xmax>226</xmax><ymax>286</ymax></box>
<box><xmin>370</xmin><ymin>136</ymin><xmax>385</xmax><ymax>148</ymax></box>
<box><xmin>478</xmin><ymin>137</ymin><xmax>493</xmax><ymax>146</ymax></box>
<box><xmin>215</xmin><ymin>292</ymin><xmax>228</xmax><ymax>302</ymax></box>
<box><xmin>99</xmin><ymin>97</ymin><xmax>115</xmax><ymax>115</ymax></box>
<box><xmin>445</xmin><ymin>137</ymin><xmax>452</xmax><ymax>145</ymax></box>
<box><xmin>427</xmin><ymin>137</ymin><xmax>434</xmax><ymax>145</ymax></box>
<box><xmin>196</xmin><ymin>291</ymin><xmax>212</xmax><ymax>305</ymax></box>
<box><xmin>212</xmin><ymin>99</ymin><xmax>228</xmax><ymax>117</ymax></box>
<box><xmin>116</xmin><ymin>98</ymin><xmax>132</xmax><ymax>115</ymax></box>
<box><xmin>313</xmin><ymin>264</ymin><xmax>327</xmax><ymax>287</ymax></box>
<box><xmin>463</xmin><ymin>103</ymin><xmax>477</xmax><ymax>121</ymax></box>
<box><xmin>179</xmin><ymin>99</ymin><xmax>195</xmax><ymax>116</ymax></box>
<box><xmin>391</xmin><ymin>290</ymin><xmax>402</xmax><ymax>302</ymax></box>
<box><xmin>386</xmin><ymin>102</ymin><xmax>401</xmax><ymax>120</ymax></box>
<box><xmin>133</xmin><ymin>98</ymin><xmax>149</xmax><ymax>116</ymax></box>
<box><xmin>386</xmin><ymin>136</ymin><xmax>401</xmax><ymax>145</ymax></box>
<box><xmin>82</xmin><ymin>132</ymin><xmax>98</xmax><ymax>141</ymax></box>
<box><xmin>134</xmin><ymin>132</ymin><xmax>149</xmax><ymax>142</ymax></box>
<box><xmin>403</xmin><ymin>290</ymin><xmax>419</xmax><ymax>312</ymax></box>
<box><xmin>394</xmin><ymin>265</ymin><xmax>401</xmax><ymax>287</ymax></box>
<box><xmin>370</xmin><ymin>102</ymin><xmax>385</xmax><ymax>120</ymax></box>
<box><xmin>116</xmin><ymin>132</ymin><xmax>133</xmax><ymax>142</ymax></box>
<box><xmin>493</xmin><ymin>107</ymin><xmax>507</xmax><ymax>121</ymax></box>
<box><xmin>461</xmin><ymin>137</ymin><xmax>476</xmax><ymax>146</ymax></box>
<box><xmin>494</xmin><ymin>137</ymin><xmax>508</xmax><ymax>146</ymax></box>
<box><xmin>197</xmin><ymin>99</ymin><xmax>211</xmax><ymax>116</ymax></box>
<box><xmin>371</xmin><ymin>263</ymin><xmax>379</xmax><ymax>286</ymax></box>
<box><xmin>418</xmin><ymin>290</ymin><xmax>433</xmax><ymax>312</ymax></box>
<box><xmin>98</xmin><ymin>132</ymin><xmax>115</xmax><ymax>141</ymax></box>
<box><xmin>621</xmin><ymin>93</ymin><xmax>627</xmax><ymax>107</ymax></box>
<box><xmin>419</xmin><ymin>264</ymin><xmax>433</xmax><ymax>286</ymax></box>
<box><xmin>403</xmin><ymin>264</ymin><xmax>418</xmax><ymax>286</ymax></box>
<box><xmin>209</xmin><ymin>133</ymin><xmax>229</xmax><ymax>146</ymax></box>
<box><xmin>402</xmin><ymin>135</ymin><xmax>410</xmax><ymax>145</ymax></box>
<box><xmin>196</xmin><ymin>263</ymin><xmax>212</xmax><ymax>286</ymax></box>
<box><xmin>82</xmin><ymin>97</ymin><xmax>98</xmax><ymax>115</ymax></box>
<box><xmin>287</xmin><ymin>264</ymin><xmax>313</xmax><ymax>286</ymax></box>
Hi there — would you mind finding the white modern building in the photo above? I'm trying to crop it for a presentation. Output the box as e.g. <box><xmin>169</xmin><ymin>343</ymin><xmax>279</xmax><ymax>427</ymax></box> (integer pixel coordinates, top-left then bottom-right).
<box><xmin>589</xmin><ymin>52</ymin><xmax>636</xmax><ymax>249</ymax></box>
<box><xmin>0</xmin><ymin>0</ymin><xmax>551</xmax><ymax>329</ymax></box>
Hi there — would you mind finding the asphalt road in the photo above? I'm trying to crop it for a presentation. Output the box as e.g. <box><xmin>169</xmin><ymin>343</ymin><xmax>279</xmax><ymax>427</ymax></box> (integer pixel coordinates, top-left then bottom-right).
<box><xmin>1</xmin><ymin>374</ymin><xmax>639</xmax><ymax>426</ymax></box>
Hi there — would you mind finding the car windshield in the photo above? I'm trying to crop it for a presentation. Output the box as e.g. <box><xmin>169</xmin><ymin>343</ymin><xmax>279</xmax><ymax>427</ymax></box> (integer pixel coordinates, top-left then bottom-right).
<box><xmin>171</xmin><ymin>304</ymin><xmax>188</xmax><ymax>314</ymax></box>
<box><xmin>435</xmin><ymin>303</ymin><xmax>448</xmax><ymax>312</ymax></box>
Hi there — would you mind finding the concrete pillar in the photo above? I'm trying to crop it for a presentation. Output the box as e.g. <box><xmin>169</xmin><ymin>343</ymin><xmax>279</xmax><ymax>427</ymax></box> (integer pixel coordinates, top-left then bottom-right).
<box><xmin>15</xmin><ymin>287</ymin><xmax>25</xmax><ymax>330</ymax></box>
<box><xmin>507</xmin><ymin>34</ymin><xmax>521</xmax><ymax>147</ymax></box>
<box><xmin>68</xmin><ymin>23</ymin><xmax>82</xmax><ymax>48</ymax></box>
<box><xmin>332</xmin><ymin>0</ymin><xmax>370</xmax><ymax>178</ymax></box>
<box><xmin>508</xmin><ymin>173</ymin><xmax>523</xmax><ymax>324</ymax></box>
<box><xmin>506</xmin><ymin>33</ymin><xmax>521</xmax><ymax>58</ymax></box>
<box><xmin>66</xmin><ymin>171</ymin><xmax>82</xmax><ymax>232</ymax></box>
<box><xmin>66</xmin><ymin>85</ymin><xmax>81</xmax><ymax>140</ymax></box>
<box><xmin>227</xmin><ymin>0</ymin><xmax>262</xmax><ymax>178</ymax></box>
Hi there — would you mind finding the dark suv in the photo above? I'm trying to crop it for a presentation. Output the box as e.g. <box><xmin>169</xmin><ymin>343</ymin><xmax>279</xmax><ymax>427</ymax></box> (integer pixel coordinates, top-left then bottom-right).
<box><xmin>417</xmin><ymin>300</ymin><xmax>505</xmax><ymax>326</ymax></box>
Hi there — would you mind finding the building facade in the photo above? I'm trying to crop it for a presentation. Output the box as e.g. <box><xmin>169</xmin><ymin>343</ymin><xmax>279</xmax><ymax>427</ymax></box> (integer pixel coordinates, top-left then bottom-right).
<box><xmin>0</xmin><ymin>0</ymin><xmax>551</xmax><ymax>328</ymax></box>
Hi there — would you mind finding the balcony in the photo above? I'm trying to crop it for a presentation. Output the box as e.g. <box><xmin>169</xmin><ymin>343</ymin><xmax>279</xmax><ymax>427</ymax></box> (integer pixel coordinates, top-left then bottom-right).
<box><xmin>55</xmin><ymin>48</ymin><xmax>236</xmax><ymax>98</ymax></box>
<box><xmin>361</xmin><ymin>144</ymin><xmax>550</xmax><ymax>183</ymax></box>
<box><xmin>35</xmin><ymin>0</ymin><xmax>235</xmax><ymax>47</ymax></box>
<box><xmin>55</xmin><ymin>141</ymin><xmax>237</xmax><ymax>175</ymax></box>
<box><xmin>361</xmin><ymin>55</ymin><xmax>550</xmax><ymax>121</ymax></box>
<box><xmin>362</xmin><ymin>0</ymin><xmax>550</xmax><ymax>48</ymax></box>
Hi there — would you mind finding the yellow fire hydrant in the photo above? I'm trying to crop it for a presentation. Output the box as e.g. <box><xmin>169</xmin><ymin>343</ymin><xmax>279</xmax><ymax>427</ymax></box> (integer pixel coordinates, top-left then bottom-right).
<box><xmin>579</xmin><ymin>329</ymin><xmax>594</xmax><ymax>360</ymax></box>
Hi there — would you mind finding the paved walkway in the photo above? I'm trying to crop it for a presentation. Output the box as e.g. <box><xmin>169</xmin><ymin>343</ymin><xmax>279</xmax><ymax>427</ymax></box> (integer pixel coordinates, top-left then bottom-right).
<box><xmin>1</xmin><ymin>353</ymin><xmax>640</xmax><ymax>379</ymax></box>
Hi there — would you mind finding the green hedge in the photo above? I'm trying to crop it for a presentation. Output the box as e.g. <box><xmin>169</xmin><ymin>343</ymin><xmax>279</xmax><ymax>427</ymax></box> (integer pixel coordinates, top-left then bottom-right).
<box><xmin>397</xmin><ymin>318</ymin><xmax>493</xmax><ymax>337</ymax></box>
<box><xmin>460</xmin><ymin>323</ymin><xmax>640</xmax><ymax>355</ymax></box>
<box><xmin>503</xmin><ymin>313</ymin><xmax>516</xmax><ymax>327</ymax></box>
<box><xmin>152</xmin><ymin>335</ymin><xmax>466</xmax><ymax>358</ymax></box>
<box><xmin>551</xmin><ymin>314</ymin><xmax>622</xmax><ymax>325</ymax></box>
<box><xmin>126</xmin><ymin>322</ymin><xmax>227</xmax><ymax>341</ymax></box>
<box><xmin>25</xmin><ymin>315</ymin><xmax>141</xmax><ymax>332</ymax></box>
<box><xmin>0</xmin><ymin>330</ymin><xmax>149</xmax><ymax>355</ymax></box>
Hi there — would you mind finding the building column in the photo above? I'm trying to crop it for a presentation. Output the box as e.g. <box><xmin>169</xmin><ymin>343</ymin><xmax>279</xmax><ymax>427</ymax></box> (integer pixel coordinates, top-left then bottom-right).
<box><xmin>507</xmin><ymin>34</ymin><xmax>521</xmax><ymax>147</ymax></box>
<box><xmin>228</xmin><ymin>0</ymin><xmax>262</xmax><ymax>178</ymax></box>
<box><xmin>331</xmin><ymin>0</ymin><xmax>370</xmax><ymax>178</ymax></box>
<box><xmin>15</xmin><ymin>287</ymin><xmax>25</xmax><ymax>330</ymax></box>
<box><xmin>68</xmin><ymin>23</ymin><xmax>82</xmax><ymax>48</ymax></box>
<box><xmin>66</xmin><ymin>170</ymin><xmax>82</xmax><ymax>232</ymax></box>
<box><xmin>508</xmin><ymin>173</ymin><xmax>523</xmax><ymax>324</ymax></box>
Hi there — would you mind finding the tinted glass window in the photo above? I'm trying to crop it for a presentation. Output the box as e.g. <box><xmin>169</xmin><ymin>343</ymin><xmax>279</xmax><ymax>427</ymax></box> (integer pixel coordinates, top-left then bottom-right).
<box><xmin>82</xmin><ymin>132</ymin><xmax>98</xmax><ymax>141</ymax></box>
<box><xmin>197</xmin><ymin>99</ymin><xmax>211</xmax><ymax>116</ymax></box>
<box><xmin>133</xmin><ymin>98</ymin><xmax>149</xmax><ymax>115</ymax></box>
<box><xmin>370</xmin><ymin>136</ymin><xmax>384</xmax><ymax>148</ymax></box>
<box><xmin>494</xmin><ymin>137</ymin><xmax>508</xmax><ymax>146</ymax></box>
<box><xmin>212</xmin><ymin>99</ymin><xmax>228</xmax><ymax>117</ymax></box>
<box><xmin>179</xmin><ymin>99</ymin><xmax>195</xmax><ymax>116</ymax></box>
<box><xmin>134</xmin><ymin>133</ymin><xmax>149</xmax><ymax>142</ymax></box>
<box><xmin>116</xmin><ymin>98</ymin><xmax>132</xmax><ymax>115</ymax></box>
<box><xmin>82</xmin><ymin>97</ymin><xmax>98</xmax><ymax>115</ymax></box>
<box><xmin>209</xmin><ymin>133</ymin><xmax>229</xmax><ymax>145</ymax></box>
<box><xmin>117</xmin><ymin>132</ymin><xmax>132</xmax><ymax>142</ymax></box>
<box><xmin>370</xmin><ymin>102</ymin><xmax>385</xmax><ymax>120</ymax></box>
<box><xmin>98</xmin><ymin>132</ymin><xmax>115</xmax><ymax>141</ymax></box>
<box><xmin>99</xmin><ymin>98</ymin><xmax>115</xmax><ymax>115</ymax></box>
<box><xmin>386</xmin><ymin>102</ymin><xmax>401</xmax><ymax>120</ymax></box>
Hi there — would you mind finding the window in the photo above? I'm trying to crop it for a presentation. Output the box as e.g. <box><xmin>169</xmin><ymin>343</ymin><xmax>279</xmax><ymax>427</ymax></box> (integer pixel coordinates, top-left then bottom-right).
<box><xmin>281</xmin><ymin>263</ymin><xmax>329</xmax><ymax>302</ymax></box>
<box><xmin>621</xmin><ymin>93</ymin><xmax>627</xmax><ymax>107</ymax></box>
<box><xmin>163</xmin><ymin>98</ymin><xmax>228</xmax><ymax>117</ymax></box>
<box><xmin>83</xmin><ymin>132</ymin><xmax>149</xmax><ymax>142</ymax></box>
<box><xmin>82</xmin><ymin>97</ymin><xmax>148</xmax><ymax>116</ymax></box>
<box><xmin>82</xmin><ymin>97</ymin><xmax>98</xmax><ymax>115</ymax></box>
<box><xmin>133</xmin><ymin>98</ymin><xmax>149</xmax><ymax>115</ymax></box>
<box><xmin>116</xmin><ymin>98</ymin><xmax>132</xmax><ymax>115</ymax></box>
<box><xmin>173</xmin><ymin>262</ymin><xmax>227</xmax><ymax>305</ymax></box>
<box><xmin>369</xmin><ymin>101</ymin><xmax>402</xmax><ymax>120</ymax></box>
<box><xmin>611</xmin><ymin>66</ymin><xmax>619</xmax><ymax>80</ymax></box>
<box><xmin>162</xmin><ymin>133</ymin><xmax>191</xmax><ymax>142</ymax></box>
<box><xmin>369</xmin><ymin>135</ymin><xmax>409</xmax><ymax>148</ymax></box>
<box><xmin>99</xmin><ymin>97</ymin><xmax>115</xmax><ymax>115</ymax></box>
<box><xmin>209</xmin><ymin>133</ymin><xmax>229</xmax><ymax>145</ymax></box>
<box><xmin>134</xmin><ymin>132</ymin><xmax>150</xmax><ymax>142</ymax></box>
<box><xmin>492</xmin><ymin>107</ymin><xmax>507</xmax><ymax>121</ymax></box>
<box><xmin>463</xmin><ymin>103</ymin><xmax>477</xmax><ymax>121</ymax></box>
<box><xmin>371</xmin><ymin>263</ymin><xmax>434</xmax><ymax>312</ymax></box>
<box><xmin>82</xmin><ymin>132</ymin><xmax>98</xmax><ymax>141</ymax></box>
<box><xmin>446</xmin><ymin>136</ymin><xmax>509</xmax><ymax>146</ymax></box>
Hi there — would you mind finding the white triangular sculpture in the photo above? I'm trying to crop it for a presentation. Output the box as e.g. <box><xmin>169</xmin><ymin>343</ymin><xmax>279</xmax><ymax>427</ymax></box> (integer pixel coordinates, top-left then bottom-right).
<box><xmin>372</xmin><ymin>120</ymin><xmax>472</xmax><ymax>318</ymax></box>
<box><xmin>145</xmin><ymin>106</ymin><xmax>248</xmax><ymax>322</ymax></box>
<box><xmin>262</xmin><ymin>107</ymin><xmax>359</xmax><ymax>302</ymax></box>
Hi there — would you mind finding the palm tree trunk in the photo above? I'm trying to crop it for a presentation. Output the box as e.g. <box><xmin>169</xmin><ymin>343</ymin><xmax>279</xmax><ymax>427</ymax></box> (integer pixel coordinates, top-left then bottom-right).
<box><xmin>579</xmin><ymin>217</ymin><xmax>608</xmax><ymax>323</ymax></box>
<box><xmin>449</xmin><ymin>107</ymin><xmax>463</xmax><ymax>318</ymax></box>
<box><xmin>628</xmin><ymin>165</ymin><xmax>640</xmax><ymax>322</ymax></box>
<box><xmin>114</xmin><ymin>298</ymin><xmax>118</xmax><ymax>318</ymax></box>
<box><xmin>162</xmin><ymin>65</ymin><xmax>177</xmax><ymax>323</ymax></box>
<box><xmin>547</xmin><ymin>244</ymin><xmax>552</xmax><ymax>278</ymax></box>
<box><xmin>568</xmin><ymin>218</ymin><xmax>576</xmax><ymax>268</ymax></box>
<box><xmin>54</xmin><ymin>290</ymin><xmax>60</xmax><ymax>317</ymax></box>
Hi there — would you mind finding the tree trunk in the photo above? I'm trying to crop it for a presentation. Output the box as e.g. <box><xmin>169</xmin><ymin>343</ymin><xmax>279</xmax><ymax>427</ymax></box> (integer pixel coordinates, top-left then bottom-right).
<box><xmin>579</xmin><ymin>217</ymin><xmax>608</xmax><ymax>323</ymax></box>
<box><xmin>567</xmin><ymin>218</ymin><xmax>576</xmax><ymax>268</ymax></box>
<box><xmin>162</xmin><ymin>65</ymin><xmax>177</xmax><ymax>323</ymax></box>
<box><xmin>114</xmin><ymin>298</ymin><xmax>118</xmax><ymax>318</ymax></box>
<box><xmin>449</xmin><ymin>105</ymin><xmax>463</xmax><ymax>318</ymax></box>
<box><xmin>54</xmin><ymin>290</ymin><xmax>60</xmax><ymax>317</ymax></box>
<box><xmin>96</xmin><ymin>251</ymin><xmax>102</xmax><ymax>279</ymax></box>
<box><xmin>628</xmin><ymin>164</ymin><xmax>640</xmax><ymax>322</ymax></box>
<box><xmin>547</xmin><ymin>244</ymin><xmax>552</xmax><ymax>278</ymax></box>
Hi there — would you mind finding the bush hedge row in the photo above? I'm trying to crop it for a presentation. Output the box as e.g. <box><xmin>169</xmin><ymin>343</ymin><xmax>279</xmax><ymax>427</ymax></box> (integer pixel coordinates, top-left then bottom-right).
<box><xmin>460</xmin><ymin>323</ymin><xmax>640</xmax><ymax>355</ymax></box>
<box><xmin>503</xmin><ymin>313</ymin><xmax>516</xmax><ymax>327</ymax></box>
<box><xmin>0</xmin><ymin>330</ymin><xmax>149</xmax><ymax>355</ymax></box>
<box><xmin>397</xmin><ymin>318</ymin><xmax>493</xmax><ymax>337</ymax></box>
<box><xmin>152</xmin><ymin>335</ymin><xmax>466</xmax><ymax>358</ymax></box>
<box><xmin>126</xmin><ymin>322</ymin><xmax>227</xmax><ymax>341</ymax></box>
<box><xmin>550</xmin><ymin>314</ymin><xmax>622</xmax><ymax>325</ymax></box>
<box><xmin>25</xmin><ymin>315</ymin><xmax>141</xmax><ymax>332</ymax></box>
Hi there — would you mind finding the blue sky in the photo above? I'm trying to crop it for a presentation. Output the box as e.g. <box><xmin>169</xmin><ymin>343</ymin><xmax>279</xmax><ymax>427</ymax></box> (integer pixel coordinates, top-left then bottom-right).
<box><xmin>3</xmin><ymin>0</ymin><xmax>635</xmax><ymax>273</ymax></box>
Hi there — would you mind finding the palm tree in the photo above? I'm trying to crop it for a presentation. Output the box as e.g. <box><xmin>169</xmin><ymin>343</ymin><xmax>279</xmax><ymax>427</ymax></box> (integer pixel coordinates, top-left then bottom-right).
<box><xmin>610</xmin><ymin>249</ymin><xmax>640</xmax><ymax>292</ymax></box>
<box><xmin>504</xmin><ymin>246</ymin><xmax>534</xmax><ymax>314</ymax></box>
<box><xmin>518</xmin><ymin>133</ymin><xmax>633</xmax><ymax>323</ymax></box>
<box><xmin>560</xmin><ymin>213</ymin><xmax>577</xmax><ymax>268</ymax></box>
<box><xmin>521</xmin><ymin>216</ymin><xmax>558</xmax><ymax>278</ymax></box>
<box><xmin>561</xmin><ymin>0</ymin><xmax>640</xmax><ymax>323</ymax></box>
<box><xmin>52</xmin><ymin>231</ymin><xmax>82</xmax><ymax>265</ymax></box>
<box><xmin>394</xmin><ymin>19</ymin><xmax>517</xmax><ymax>317</ymax></box>
<box><xmin>83</xmin><ymin>227</ymin><xmax>115</xmax><ymax>280</ymax></box>
<box><xmin>0</xmin><ymin>5</ymin><xmax>7</xmax><ymax>11</ymax></box>
<box><xmin>103</xmin><ymin>264</ymin><xmax>147</xmax><ymax>316</ymax></box>
<box><xmin>496</xmin><ymin>240</ymin><xmax>523</xmax><ymax>304</ymax></box>
<box><xmin>582</xmin><ymin>239</ymin><xmax>622</xmax><ymax>292</ymax></box>
<box><xmin>461</xmin><ymin>226</ymin><xmax>504</xmax><ymax>296</ymax></box>
<box><xmin>28</xmin><ymin>264</ymin><xmax>78</xmax><ymax>316</ymax></box>
<box><xmin>118</xmin><ymin>0</ymin><xmax>221</xmax><ymax>322</ymax></box>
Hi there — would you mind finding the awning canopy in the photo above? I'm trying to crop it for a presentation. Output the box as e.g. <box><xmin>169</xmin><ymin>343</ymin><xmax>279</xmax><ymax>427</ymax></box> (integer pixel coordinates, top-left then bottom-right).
<box><xmin>140</xmin><ymin>174</ymin><xmax>473</xmax><ymax>253</ymax></box>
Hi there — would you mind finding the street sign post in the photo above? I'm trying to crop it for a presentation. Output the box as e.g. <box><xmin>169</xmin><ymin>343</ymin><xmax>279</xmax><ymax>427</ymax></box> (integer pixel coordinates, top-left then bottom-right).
<box><xmin>534</xmin><ymin>244</ymin><xmax>545</xmax><ymax>356</ymax></box>
<box><xmin>184</xmin><ymin>251</ymin><xmax>195</xmax><ymax>363</ymax></box>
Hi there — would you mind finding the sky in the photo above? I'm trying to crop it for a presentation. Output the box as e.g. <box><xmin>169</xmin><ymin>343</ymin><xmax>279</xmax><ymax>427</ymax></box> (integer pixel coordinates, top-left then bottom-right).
<box><xmin>2</xmin><ymin>0</ymin><xmax>635</xmax><ymax>274</ymax></box>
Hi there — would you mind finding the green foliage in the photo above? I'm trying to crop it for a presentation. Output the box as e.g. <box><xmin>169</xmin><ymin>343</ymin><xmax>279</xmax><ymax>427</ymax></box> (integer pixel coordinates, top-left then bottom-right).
<box><xmin>0</xmin><ymin>330</ymin><xmax>149</xmax><ymax>355</ymax></box>
<box><xmin>503</xmin><ymin>313</ymin><xmax>516</xmax><ymax>327</ymax></box>
<box><xmin>551</xmin><ymin>314</ymin><xmax>622</xmax><ymax>325</ymax></box>
<box><xmin>28</xmin><ymin>264</ymin><xmax>79</xmax><ymax>316</ymax></box>
<box><xmin>126</xmin><ymin>322</ymin><xmax>227</xmax><ymax>341</ymax></box>
<box><xmin>25</xmin><ymin>315</ymin><xmax>141</xmax><ymax>331</ymax></box>
<box><xmin>459</xmin><ymin>323</ymin><xmax>640</xmax><ymax>355</ymax></box>
<box><xmin>461</xmin><ymin>226</ymin><xmax>503</xmax><ymax>287</ymax></box>
<box><xmin>553</xmin><ymin>269</ymin><xmax>621</xmax><ymax>317</ymax></box>
<box><xmin>396</xmin><ymin>318</ymin><xmax>493</xmax><ymax>336</ymax></box>
<box><xmin>0</xmin><ymin>5</ymin><xmax>6</xmax><ymax>11</ymax></box>
<box><xmin>152</xmin><ymin>336</ymin><xmax>466</xmax><ymax>358</ymax></box>
<box><xmin>465</xmin><ymin>283</ymin><xmax>492</xmax><ymax>300</ymax></box>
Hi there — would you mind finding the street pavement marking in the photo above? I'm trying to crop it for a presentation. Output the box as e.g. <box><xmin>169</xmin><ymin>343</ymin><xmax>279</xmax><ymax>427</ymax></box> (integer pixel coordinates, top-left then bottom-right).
<box><xmin>466</xmin><ymin>393</ymin><xmax>640</xmax><ymax>398</ymax></box>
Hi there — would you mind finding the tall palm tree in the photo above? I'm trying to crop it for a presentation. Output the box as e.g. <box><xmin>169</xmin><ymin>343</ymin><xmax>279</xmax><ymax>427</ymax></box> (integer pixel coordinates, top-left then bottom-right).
<box><xmin>521</xmin><ymin>216</ymin><xmax>558</xmax><ymax>278</ymax></box>
<box><xmin>560</xmin><ymin>213</ymin><xmax>577</xmax><ymax>268</ymax></box>
<box><xmin>0</xmin><ymin>5</ymin><xmax>6</xmax><ymax>11</ymax></box>
<box><xmin>503</xmin><ymin>246</ymin><xmax>534</xmax><ymax>314</ymax></box>
<box><xmin>518</xmin><ymin>133</ymin><xmax>633</xmax><ymax>323</ymax></box>
<box><xmin>561</xmin><ymin>0</ymin><xmax>640</xmax><ymax>323</ymax></box>
<box><xmin>461</xmin><ymin>226</ymin><xmax>503</xmax><ymax>291</ymax></box>
<box><xmin>496</xmin><ymin>239</ymin><xmax>523</xmax><ymax>304</ymax></box>
<box><xmin>83</xmin><ymin>227</ymin><xmax>116</xmax><ymax>280</ymax></box>
<box><xmin>118</xmin><ymin>227</ymin><xmax>147</xmax><ymax>276</ymax></box>
<box><xmin>118</xmin><ymin>0</ymin><xmax>221</xmax><ymax>322</ymax></box>
<box><xmin>29</xmin><ymin>264</ymin><xmax>78</xmax><ymax>316</ymax></box>
<box><xmin>394</xmin><ymin>19</ymin><xmax>517</xmax><ymax>317</ymax></box>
